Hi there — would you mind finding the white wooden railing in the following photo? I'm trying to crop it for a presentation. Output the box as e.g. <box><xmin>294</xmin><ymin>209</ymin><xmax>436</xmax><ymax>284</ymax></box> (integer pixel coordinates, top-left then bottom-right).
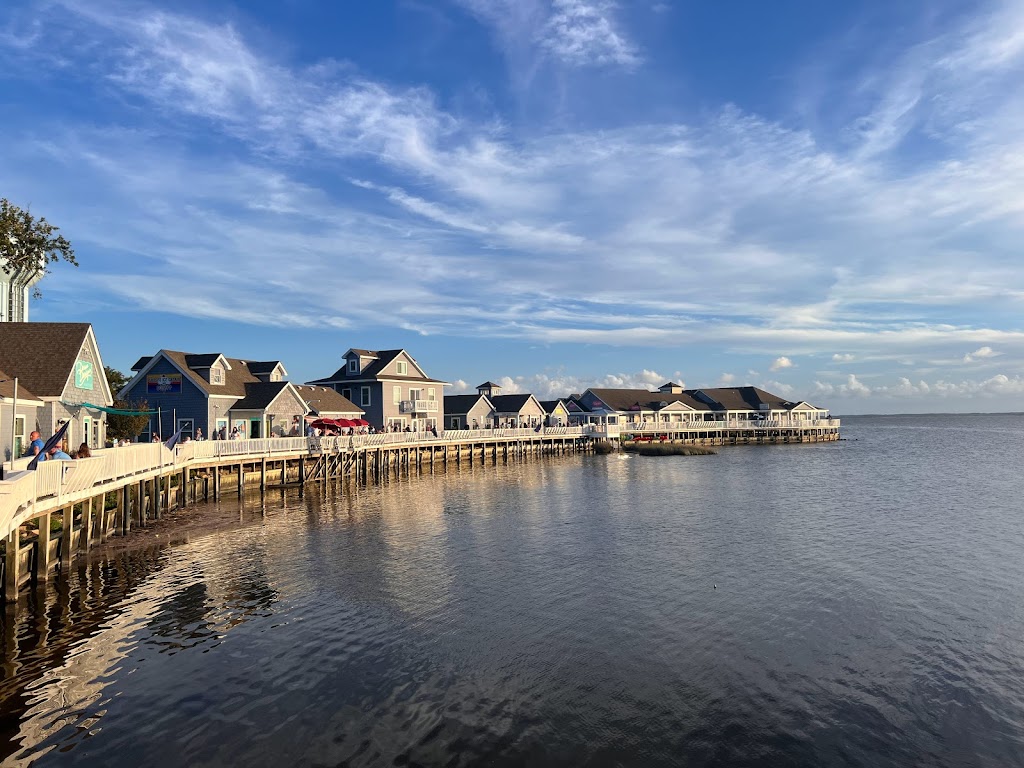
<box><xmin>616</xmin><ymin>418</ymin><xmax>841</xmax><ymax>432</ymax></box>
<box><xmin>0</xmin><ymin>427</ymin><xmax>594</xmax><ymax>537</ymax></box>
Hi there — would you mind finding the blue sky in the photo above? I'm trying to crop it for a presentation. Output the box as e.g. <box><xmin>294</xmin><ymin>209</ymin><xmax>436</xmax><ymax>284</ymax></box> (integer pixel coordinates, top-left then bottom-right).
<box><xmin>2</xmin><ymin>0</ymin><xmax>1024</xmax><ymax>413</ymax></box>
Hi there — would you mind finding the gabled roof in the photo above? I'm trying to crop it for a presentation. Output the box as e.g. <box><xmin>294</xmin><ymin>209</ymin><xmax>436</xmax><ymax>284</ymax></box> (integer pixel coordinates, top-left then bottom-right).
<box><xmin>131</xmin><ymin>356</ymin><xmax>153</xmax><ymax>371</ymax></box>
<box><xmin>691</xmin><ymin>386</ymin><xmax>795</xmax><ymax>411</ymax></box>
<box><xmin>539</xmin><ymin>399</ymin><xmax>568</xmax><ymax>414</ymax></box>
<box><xmin>490</xmin><ymin>393</ymin><xmax>540</xmax><ymax>413</ymax></box>
<box><xmin>246</xmin><ymin>360</ymin><xmax>287</xmax><ymax>376</ymax></box>
<box><xmin>127</xmin><ymin>350</ymin><xmax>277</xmax><ymax>399</ymax></box>
<box><xmin>183</xmin><ymin>353</ymin><xmax>229</xmax><ymax>369</ymax></box>
<box><xmin>293</xmin><ymin>385</ymin><xmax>363</xmax><ymax>415</ymax></box>
<box><xmin>476</xmin><ymin>381</ymin><xmax>501</xmax><ymax>389</ymax></box>
<box><xmin>582</xmin><ymin>388</ymin><xmax>711</xmax><ymax>413</ymax></box>
<box><xmin>346</xmin><ymin>348</ymin><xmax>378</xmax><ymax>358</ymax></box>
<box><xmin>229</xmin><ymin>381</ymin><xmax>292</xmax><ymax>410</ymax></box>
<box><xmin>310</xmin><ymin>348</ymin><xmax>446</xmax><ymax>384</ymax></box>
<box><xmin>444</xmin><ymin>393</ymin><xmax>493</xmax><ymax>413</ymax></box>
<box><xmin>0</xmin><ymin>323</ymin><xmax>100</xmax><ymax>398</ymax></box>
<box><xmin>0</xmin><ymin>368</ymin><xmax>41</xmax><ymax>403</ymax></box>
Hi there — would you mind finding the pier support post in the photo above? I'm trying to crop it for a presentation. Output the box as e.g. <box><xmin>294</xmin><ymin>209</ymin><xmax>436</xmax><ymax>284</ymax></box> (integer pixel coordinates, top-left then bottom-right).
<box><xmin>36</xmin><ymin>512</ymin><xmax>52</xmax><ymax>582</ymax></box>
<box><xmin>58</xmin><ymin>506</ymin><xmax>73</xmax><ymax>568</ymax></box>
<box><xmin>5</xmin><ymin>530</ymin><xmax>20</xmax><ymax>602</ymax></box>
<box><xmin>138</xmin><ymin>479</ymin><xmax>146</xmax><ymax>526</ymax></box>
<box><xmin>80</xmin><ymin>498</ymin><xmax>92</xmax><ymax>554</ymax></box>
<box><xmin>237</xmin><ymin>463</ymin><xmax>243</xmax><ymax>496</ymax></box>
<box><xmin>260</xmin><ymin>458</ymin><xmax>267</xmax><ymax>493</ymax></box>
<box><xmin>121</xmin><ymin>484</ymin><xmax>131</xmax><ymax>534</ymax></box>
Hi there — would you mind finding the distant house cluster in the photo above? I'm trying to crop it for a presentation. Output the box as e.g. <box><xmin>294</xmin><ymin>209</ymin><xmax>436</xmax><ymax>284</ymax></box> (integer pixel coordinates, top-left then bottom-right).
<box><xmin>0</xmin><ymin>323</ymin><xmax>830</xmax><ymax>460</ymax></box>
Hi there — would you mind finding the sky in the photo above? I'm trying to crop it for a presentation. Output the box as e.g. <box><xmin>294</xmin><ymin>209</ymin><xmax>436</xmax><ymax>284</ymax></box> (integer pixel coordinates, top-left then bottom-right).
<box><xmin>2</xmin><ymin>0</ymin><xmax>1024</xmax><ymax>414</ymax></box>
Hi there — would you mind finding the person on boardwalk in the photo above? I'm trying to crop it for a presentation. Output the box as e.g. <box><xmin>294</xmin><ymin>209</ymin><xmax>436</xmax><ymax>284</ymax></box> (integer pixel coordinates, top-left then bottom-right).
<box><xmin>195</xmin><ymin>427</ymin><xmax>204</xmax><ymax>441</ymax></box>
<box><xmin>48</xmin><ymin>445</ymin><xmax>73</xmax><ymax>460</ymax></box>
<box><xmin>24</xmin><ymin>431</ymin><xmax>43</xmax><ymax>458</ymax></box>
<box><xmin>77</xmin><ymin>443</ymin><xmax>91</xmax><ymax>459</ymax></box>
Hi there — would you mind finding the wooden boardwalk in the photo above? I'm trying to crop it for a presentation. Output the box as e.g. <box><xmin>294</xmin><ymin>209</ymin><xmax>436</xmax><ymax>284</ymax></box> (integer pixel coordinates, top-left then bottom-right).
<box><xmin>0</xmin><ymin>419</ymin><xmax>840</xmax><ymax>603</ymax></box>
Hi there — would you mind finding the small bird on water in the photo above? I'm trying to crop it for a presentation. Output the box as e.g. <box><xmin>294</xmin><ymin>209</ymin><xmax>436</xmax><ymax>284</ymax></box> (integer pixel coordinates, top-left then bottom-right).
<box><xmin>713</xmin><ymin>584</ymin><xmax>717</xmax><ymax>589</ymax></box>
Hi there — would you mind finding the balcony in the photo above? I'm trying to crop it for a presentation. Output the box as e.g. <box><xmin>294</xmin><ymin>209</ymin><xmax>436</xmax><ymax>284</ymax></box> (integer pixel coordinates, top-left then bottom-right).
<box><xmin>399</xmin><ymin>399</ymin><xmax>439</xmax><ymax>413</ymax></box>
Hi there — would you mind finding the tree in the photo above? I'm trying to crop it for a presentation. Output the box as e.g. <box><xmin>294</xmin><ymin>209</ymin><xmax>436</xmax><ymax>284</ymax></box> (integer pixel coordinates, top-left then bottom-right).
<box><xmin>104</xmin><ymin>365</ymin><xmax>131</xmax><ymax>397</ymax></box>
<box><xmin>0</xmin><ymin>198</ymin><xmax>77</xmax><ymax>296</ymax></box>
<box><xmin>106</xmin><ymin>399</ymin><xmax>152</xmax><ymax>442</ymax></box>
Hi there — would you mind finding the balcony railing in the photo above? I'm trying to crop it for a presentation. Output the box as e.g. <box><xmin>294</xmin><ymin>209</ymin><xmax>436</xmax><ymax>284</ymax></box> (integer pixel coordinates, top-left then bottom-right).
<box><xmin>399</xmin><ymin>399</ymin><xmax>439</xmax><ymax>413</ymax></box>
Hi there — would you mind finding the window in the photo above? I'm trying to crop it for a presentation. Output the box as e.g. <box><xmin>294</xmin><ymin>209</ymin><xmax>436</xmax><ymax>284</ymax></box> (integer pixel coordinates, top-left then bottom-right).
<box><xmin>14</xmin><ymin>415</ymin><xmax>25</xmax><ymax>458</ymax></box>
<box><xmin>361</xmin><ymin>386</ymin><xmax>371</xmax><ymax>407</ymax></box>
<box><xmin>410</xmin><ymin>388</ymin><xmax>421</xmax><ymax>402</ymax></box>
<box><xmin>393</xmin><ymin>385</ymin><xmax>402</xmax><ymax>404</ymax></box>
<box><xmin>450</xmin><ymin>417</ymin><xmax>460</xmax><ymax>429</ymax></box>
<box><xmin>211</xmin><ymin>366</ymin><xmax>224</xmax><ymax>385</ymax></box>
<box><xmin>178</xmin><ymin>418</ymin><xmax>194</xmax><ymax>438</ymax></box>
<box><xmin>349</xmin><ymin>358</ymin><xmax>358</xmax><ymax>373</ymax></box>
<box><xmin>83</xmin><ymin>418</ymin><xmax>91</xmax><ymax>448</ymax></box>
<box><xmin>428</xmin><ymin>387</ymin><xmax>435</xmax><ymax>401</ymax></box>
<box><xmin>397</xmin><ymin>361</ymin><xmax>408</xmax><ymax>375</ymax></box>
<box><xmin>342</xmin><ymin>388</ymin><xmax>352</xmax><ymax>401</ymax></box>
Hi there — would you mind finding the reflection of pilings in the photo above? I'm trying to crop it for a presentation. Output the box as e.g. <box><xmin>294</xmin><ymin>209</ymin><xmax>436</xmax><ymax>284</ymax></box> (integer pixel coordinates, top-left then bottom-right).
<box><xmin>3</xmin><ymin>435</ymin><xmax>594</xmax><ymax>605</ymax></box>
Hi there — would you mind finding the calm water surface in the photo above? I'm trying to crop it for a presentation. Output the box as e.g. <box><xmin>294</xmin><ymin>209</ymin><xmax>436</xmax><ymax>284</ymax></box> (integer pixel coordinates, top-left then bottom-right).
<box><xmin>2</xmin><ymin>414</ymin><xmax>1023</xmax><ymax>766</ymax></box>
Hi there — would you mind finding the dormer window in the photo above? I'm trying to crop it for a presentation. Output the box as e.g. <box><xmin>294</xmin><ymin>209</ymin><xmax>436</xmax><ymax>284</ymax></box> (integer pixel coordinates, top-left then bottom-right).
<box><xmin>397</xmin><ymin>361</ymin><xmax>408</xmax><ymax>375</ymax></box>
<box><xmin>348</xmin><ymin>358</ymin><xmax>358</xmax><ymax>374</ymax></box>
<box><xmin>211</xmin><ymin>366</ymin><xmax>224</xmax><ymax>385</ymax></box>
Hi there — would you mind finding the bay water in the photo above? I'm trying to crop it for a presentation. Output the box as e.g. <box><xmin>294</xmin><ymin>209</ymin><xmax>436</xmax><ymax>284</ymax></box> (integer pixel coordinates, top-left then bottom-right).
<box><xmin>2</xmin><ymin>414</ymin><xmax>1023</xmax><ymax>766</ymax></box>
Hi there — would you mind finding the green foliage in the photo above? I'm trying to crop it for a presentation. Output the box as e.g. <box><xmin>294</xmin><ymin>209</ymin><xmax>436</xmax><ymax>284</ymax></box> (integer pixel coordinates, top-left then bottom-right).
<box><xmin>107</xmin><ymin>398</ymin><xmax>151</xmax><ymax>442</ymax></box>
<box><xmin>104</xmin><ymin>365</ymin><xmax>130</xmax><ymax>396</ymax></box>
<box><xmin>0</xmin><ymin>198</ymin><xmax>77</xmax><ymax>296</ymax></box>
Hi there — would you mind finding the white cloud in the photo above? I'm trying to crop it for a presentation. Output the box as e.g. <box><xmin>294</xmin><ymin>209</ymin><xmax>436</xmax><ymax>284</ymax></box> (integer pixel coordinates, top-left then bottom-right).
<box><xmin>718</xmin><ymin>372</ymin><xmax>735</xmax><ymax>385</ymax></box>
<box><xmin>455</xmin><ymin>0</ymin><xmax>638</xmax><ymax>69</ymax></box>
<box><xmin>770</xmin><ymin>356</ymin><xmax>794</xmax><ymax>371</ymax></box>
<box><xmin>540</xmin><ymin>0</ymin><xmax>639</xmax><ymax>67</ymax></box>
<box><xmin>3</xmin><ymin>0</ymin><xmax>1024</xmax><ymax>404</ymax></box>
<box><xmin>963</xmin><ymin>346</ymin><xmax>997</xmax><ymax>362</ymax></box>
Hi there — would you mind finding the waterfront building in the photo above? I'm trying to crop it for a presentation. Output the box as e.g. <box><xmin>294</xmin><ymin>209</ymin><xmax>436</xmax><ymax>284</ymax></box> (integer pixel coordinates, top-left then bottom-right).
<box><xmin>443</xmin><ymin>393</ymin><xmax>495</xmax><ymax>430</ymax></box>
<box><xmin>567</xmin><ymin>384</ymin><xmax>830</xmax><ymax>428</ymax></box>
<box><xmin>473</xmin><ymin>381</ymin><xmax>546</xmax><ymax>428</ymax></box>
<box><xmin>121</xmin><ymin>350</ymin><xmax>310</xmax><ymax>440</ymax></box>
<box><xmin>0</xmin><ymin>323</ymin><xmax>113</xmax><ymax>452</ymax></box>
<box><xmin>294</xmin><ymin>385</ymin><xmax>363</xmax><ymax>432</ymax></box>
<box><xmin>307</xmin><ymin>349</ymin><xmax>447</xmax><ymax>432</ymax></box>
<box><xmin>0</xmin><ymin>371</ymin><xmax>42</xmax><ymax>463</ymax></box>
<box><xmin>539</xmin><ymin>399</ymin><xmax>571</xmax><ymax>427</ymax></box>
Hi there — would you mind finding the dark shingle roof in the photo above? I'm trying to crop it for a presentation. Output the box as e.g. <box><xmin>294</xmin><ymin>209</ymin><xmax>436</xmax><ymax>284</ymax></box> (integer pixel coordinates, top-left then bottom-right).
<box><xmin>246</xmin><ymin>360</ymin><xmax>284</xmax><ymax>375</ymax></box>
<box><xmin>158</xmin><ymin>351</ymin><xmax>256</xmax><ymax>397</ymax></box>
<box><xmin>444</xmin><ymin>394</ymin><xmax>490</xmax><ymax>413</ymax></box>
<box><xmin>0</xmin><ymin>323</ymin><xmax>93</xmax><ymax>397</ymax></box>
<box><xmin>476</xmin><ymin>381</ymin><xmax>501</xmax><ymax>389</ymax></box>
<box><xmin>0</xmin><ymin>368</ymin><xmax>40</xmax><ymax>402</ymax></box>
<box><xmin>131</xmin><ymin>356</ymin><xmax>153</xmax><ymax>371</ymax></box>
<box><xmin>293</xmin><ymin>385</ymin><xmax>363</xmax><ymax>415</ymax></box>
<box><xmin>692</xmin><ymin>386</ymin><xmax>794</xmax><ymax>411</ymax></box>
<box><xmin>183</xmin><ymin>353</ymin><xmax>224</xmax><ymax>368</ymax></box>
<box><xmin>539</xmin><ymin>399</ymin><xmax>566</xmax><ymax>413</ymax></box>
<box><xmin>348</xmin><ymin>349</ymin><xmax>377</xmax><ymax>357</ymax></box>
<box><xmin>490</xmin><ymin>394</ymin><xmax>535</xmax><ymax>413</ymax></box>
<box><xmin>583</xmin><ymin>386</ymin><xmax>799</xmax><ymax>413</ymax></box>
<box><xmin>310</xmin><ymin>349</ymin><xmax>445</xmax><ymax>384</ymax></box>
<box><xmin>230</xmin><ymin>381</ymin><xmax>291</xmax><ymax>410</ymax></box>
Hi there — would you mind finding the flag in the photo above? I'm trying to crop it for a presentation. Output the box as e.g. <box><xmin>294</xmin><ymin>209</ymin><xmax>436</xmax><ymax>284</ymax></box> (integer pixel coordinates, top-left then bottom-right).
<box><xmin>164</xmin><ymin>425</ymin><xmax>185</xmax><ymax>450</ymax></box>
<box><xmin>28</xmin><ymin>420</ymin><xmax>71</xmax><ymax>470</ymax></box>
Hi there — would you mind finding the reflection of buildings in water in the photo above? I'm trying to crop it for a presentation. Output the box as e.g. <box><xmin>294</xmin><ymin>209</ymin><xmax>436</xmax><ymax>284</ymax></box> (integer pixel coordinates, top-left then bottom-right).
<box><xmin>4</xmin><ymin>528</ymin><xmax>280</xmax><ymax>766</ymax></box>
